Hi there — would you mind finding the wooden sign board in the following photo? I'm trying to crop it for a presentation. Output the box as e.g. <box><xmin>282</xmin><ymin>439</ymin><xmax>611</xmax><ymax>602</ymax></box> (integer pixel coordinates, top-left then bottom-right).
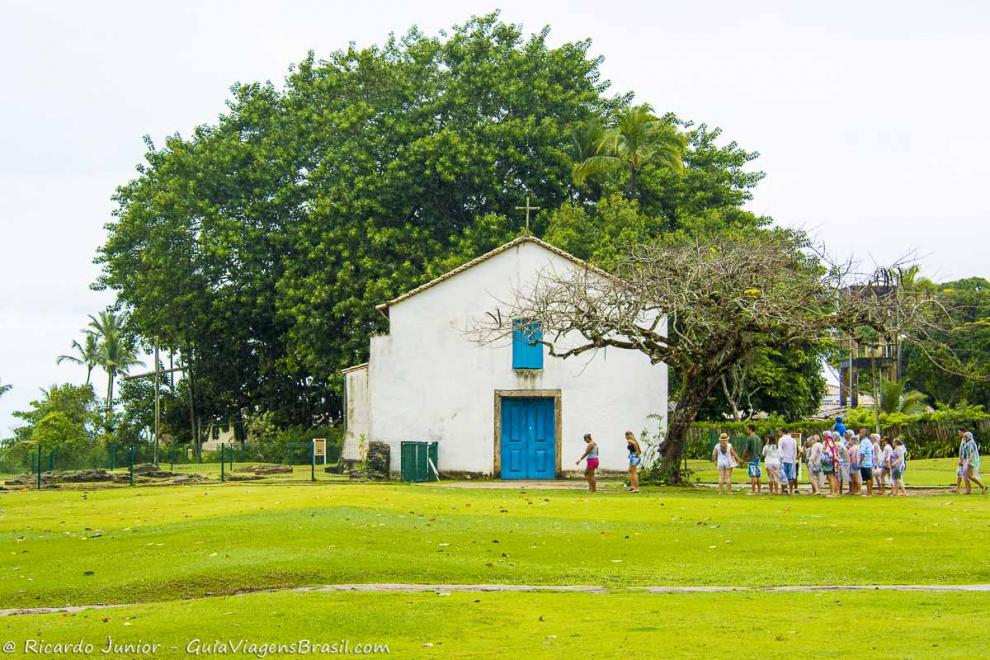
<box><xmin>313</xmin><ymin>438</ymin><xmax>327</xmax><ymax>457</ymax></box>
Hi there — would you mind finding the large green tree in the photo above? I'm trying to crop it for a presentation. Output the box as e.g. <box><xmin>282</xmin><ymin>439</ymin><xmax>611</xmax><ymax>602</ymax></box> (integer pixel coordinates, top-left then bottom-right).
<box><xmin>12</xmin><ymin>384</ymin><xmax>100</xmax><ymax>446</ymax></box>
<box><xmin>97</xmin><ymin>15</ymin><xmax>615</xmax><ymax>429</ymax></box>
<box><xmin>97</xmin><ymin>14</ymin><xmax>784</xmax><ymax>433</ymax></box>
<box><xmin>904</xmin><ymin>277</ymin><xmax>990</xmax><ymax>407</ymax></box>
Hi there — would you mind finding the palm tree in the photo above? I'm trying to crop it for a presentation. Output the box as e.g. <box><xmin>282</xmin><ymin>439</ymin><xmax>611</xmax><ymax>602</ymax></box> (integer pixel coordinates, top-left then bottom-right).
<box><xmin>571</xmin><ymin>104</ymin><xmax>687</xmax><ymax>197</ymax></box>
<box><xmin>873</xmin><ymin>379</ymin><xmax>929</xmax><ymax>415</ymax></box>
<box><xmin>56</xmin><ymin>334</ymin><xmax>101</xmax><ymax>385</ymax></box>
<box><xmin>0</xmin><ymin>378</ymin><xmax>11</xmax><ymax>399</ymax></box>
<box><xmin>87</xmin><ymin>309</ymin><xmax>128</xmax><ymax>342</ymax></box>
<box><xmin>897</xmin><ymin>265</ymin><xmax>937</xmax><ymax>294</ymax></box>
<box><xmin>85</xmin><ymin>310</ymin><xmax>142</xmax><ymax>421</ymax></box>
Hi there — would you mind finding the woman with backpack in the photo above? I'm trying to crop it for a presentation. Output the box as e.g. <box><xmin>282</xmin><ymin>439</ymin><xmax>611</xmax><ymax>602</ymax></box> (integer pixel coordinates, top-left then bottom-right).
<box><xmin>821</xmin><ymin>433</ymin><xmax>841</xmax><ymax>496</ymax></box>
<box><xmin>711</xmin><ymin>433</ymin><xmax>742</xmax><ymax>495</ymax></box>
<box><xmin>961</xmin><ymin>432</ymin><xmax>987</xmax><ymax>494</ymax></box>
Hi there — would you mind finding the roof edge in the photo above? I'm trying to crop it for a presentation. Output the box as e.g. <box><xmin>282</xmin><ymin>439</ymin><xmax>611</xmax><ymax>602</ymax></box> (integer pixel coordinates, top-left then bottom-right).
<box><xmin>377</xmin><ymin>235</ymin><xmax>612</xmax><ymax>312</ymax></box>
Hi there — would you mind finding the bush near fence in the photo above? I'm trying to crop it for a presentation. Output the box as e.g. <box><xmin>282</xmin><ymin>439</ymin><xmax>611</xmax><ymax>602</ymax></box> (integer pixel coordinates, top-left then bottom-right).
<box><xmin>685</xmin><ymin>405</ymin><xmax>990</xmax><ymax>460</ymax></box>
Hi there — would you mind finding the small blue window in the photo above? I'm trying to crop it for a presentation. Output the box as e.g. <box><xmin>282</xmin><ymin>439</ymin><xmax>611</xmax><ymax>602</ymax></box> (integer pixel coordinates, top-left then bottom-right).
<box><xmin>512</xmin><ymin>319</ymin><xmax>543</xmax><ymax>369</ymax></box>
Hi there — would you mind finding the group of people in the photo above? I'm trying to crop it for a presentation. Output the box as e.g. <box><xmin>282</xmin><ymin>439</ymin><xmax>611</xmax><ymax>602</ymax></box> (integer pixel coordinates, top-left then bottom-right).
<box><xmin>577</xmin><ymin>431</ymin><xmax>642</xmax><ymax>493</ymax></box>
<box><xmin>575</xmin><ymin>421</ymin><xmax>985</xmax><ymax>496</ymax></box>
<box><xmin>712</xmin><ymin>420</ymin><xmax>986</xmax><ymax>496</ymax></box>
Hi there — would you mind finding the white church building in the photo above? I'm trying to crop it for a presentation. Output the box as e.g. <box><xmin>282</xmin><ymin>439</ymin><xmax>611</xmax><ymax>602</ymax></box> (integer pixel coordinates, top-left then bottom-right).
<box><xmin>342</xmin><ymin>236</ymin><xmax>667</xmax><ymax>478</ymax></box>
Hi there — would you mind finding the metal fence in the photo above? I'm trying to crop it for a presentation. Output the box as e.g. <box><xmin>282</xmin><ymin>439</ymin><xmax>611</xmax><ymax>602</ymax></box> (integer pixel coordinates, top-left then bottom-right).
<box><xmin>0</xmin><ymin>439</ymin><xmax>349</xmax><ymax>489</ymax></box>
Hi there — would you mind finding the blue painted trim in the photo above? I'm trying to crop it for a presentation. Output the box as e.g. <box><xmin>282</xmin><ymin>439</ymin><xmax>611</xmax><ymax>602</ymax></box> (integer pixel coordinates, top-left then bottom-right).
<box><xmin>512</xmin><ymin>319</ymin><xmax>543</xmax><ymax>369</ymax></box>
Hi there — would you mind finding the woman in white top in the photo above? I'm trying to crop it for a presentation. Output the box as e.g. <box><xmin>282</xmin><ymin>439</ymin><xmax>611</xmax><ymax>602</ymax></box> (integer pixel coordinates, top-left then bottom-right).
<box><xmin>889</xmin><ymin>438</ymin><xmax>908</xmax><ymax>496</ymax></box>
<box><xmin>871</xmin><ymin>435</ymin><xmax>884</xmax><ymax>492</ymax></box>
<box><xmin>877</xmin><ymin>437</ymin><xmax>893</xmax><ymax>495</ymax></box>
<box><xmin>762</xmin><ymin>435</ymin><xmax>781</xmax><ymax>495</ymax></box>
<box><xmin>806</xmin><ymin>435</ymin><xmax>824</xmax><ymax>495</ymax></box>
<box><xmin>711</xmin><ymin>433</ymin><xmax>742</xmax><ymax>495</ymax></box>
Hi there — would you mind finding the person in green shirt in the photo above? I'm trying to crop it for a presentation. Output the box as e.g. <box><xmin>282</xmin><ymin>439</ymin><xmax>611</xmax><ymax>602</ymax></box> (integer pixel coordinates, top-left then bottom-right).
<box><xmin>741</xmin><ymin>424</ymin><xmax>764</xmax><ymax>495</ymax></box>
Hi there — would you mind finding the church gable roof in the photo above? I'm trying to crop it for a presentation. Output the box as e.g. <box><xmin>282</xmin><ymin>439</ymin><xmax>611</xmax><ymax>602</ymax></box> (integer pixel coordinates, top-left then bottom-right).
<box><xmin>375</xmin><ymin>235</ymin><xmax>611</xmax><ymax>315</ymax></box>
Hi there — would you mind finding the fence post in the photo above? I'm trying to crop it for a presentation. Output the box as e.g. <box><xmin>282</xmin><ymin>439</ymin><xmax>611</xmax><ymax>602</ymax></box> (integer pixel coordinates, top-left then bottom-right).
<box><xmin>129</xmin><ymin>446</ymin><xmax>135</xmax><ymax>486</ymax></box>
<box><xmin>311</xmin><ymin>440</ymin><xmax>316</xmax><ymax>482</ymax></box>
<box><xmin>220</xmin><ymin>444</ymin><xmax>225</xmax><ymax>483</ymax></box>
<box><xmin>36</xmin><ymin>444</ymin><xmax>42</xmax><ymax>490</ymax></box>
<box><xmin>229</xmin><ymin>444</ymin><xmax>234</xmax><ymax>471</ymax></box>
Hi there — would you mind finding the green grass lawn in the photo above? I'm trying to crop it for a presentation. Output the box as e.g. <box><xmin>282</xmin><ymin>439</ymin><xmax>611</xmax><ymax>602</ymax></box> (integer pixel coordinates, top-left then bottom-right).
<box><xmin>1</xmin><ymin>483</ymin><xmax>988</xmax><ymax>657</ymax></box>
<box><xmin>2</xmin><ymin>589</ymin><xmax>987</xmax><ymax>659</ymax></box>
<box><xmin>686</xmin><ymin>456</ymin><xmax>979</xmax><ymax>487</ymax></box>
<box><xmin>2</xmin><ymin>483</ymin><xmax>989</xmax><ymax>612</ymax></box>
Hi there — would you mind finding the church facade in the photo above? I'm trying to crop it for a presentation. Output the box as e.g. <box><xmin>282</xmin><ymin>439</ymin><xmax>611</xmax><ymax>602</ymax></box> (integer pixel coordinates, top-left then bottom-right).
<box><xmin>343</xmin><ymin>236</ymin><xmax>667</xmax><ymax>478</ymax></box>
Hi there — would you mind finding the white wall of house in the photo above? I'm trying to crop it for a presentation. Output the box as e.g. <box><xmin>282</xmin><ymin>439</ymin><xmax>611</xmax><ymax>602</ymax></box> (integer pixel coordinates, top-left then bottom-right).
<box><xmin>347</xmin><ymin>239</ymin><xmax>668</xmax><ymax>476</ymax></box>
<box><xmin>342</xmin><ymin>364</ymin><xmax>370</xmax><ymax>461</ymax></box>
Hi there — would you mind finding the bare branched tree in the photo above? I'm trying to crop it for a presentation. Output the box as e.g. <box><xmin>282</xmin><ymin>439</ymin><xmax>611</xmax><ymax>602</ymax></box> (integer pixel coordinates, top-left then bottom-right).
<box><xmin>474</xmin><ymin>229</ymin><xmax>959</xmax><ymax>484</ymax></box>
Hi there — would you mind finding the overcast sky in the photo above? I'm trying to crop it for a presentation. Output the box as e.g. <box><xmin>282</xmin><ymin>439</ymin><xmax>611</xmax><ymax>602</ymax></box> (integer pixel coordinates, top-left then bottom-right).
<box><xmin>1</xmin><ymin>0</ymin><xmax>988</xmax><ymax>434</ymax></box>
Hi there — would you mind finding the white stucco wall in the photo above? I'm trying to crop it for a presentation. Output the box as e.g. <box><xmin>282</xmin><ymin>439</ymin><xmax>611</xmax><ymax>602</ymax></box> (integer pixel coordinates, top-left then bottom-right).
<box><xmin>342</xmin><ymin>365</ymin><xmax>370</xmax><ymax>461</ymax></box>
<box><xmin>351</xmin><ymin>239</ymin><xmax>668</xmax><ymax>476</ymax></box>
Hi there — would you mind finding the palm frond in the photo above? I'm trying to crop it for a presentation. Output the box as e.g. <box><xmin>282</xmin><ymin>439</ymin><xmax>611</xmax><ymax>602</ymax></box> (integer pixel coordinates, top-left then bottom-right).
<box><xmin>572</xmin><ymin>155</ymin><xmax>622</xmax><ymax>185</ymax></box>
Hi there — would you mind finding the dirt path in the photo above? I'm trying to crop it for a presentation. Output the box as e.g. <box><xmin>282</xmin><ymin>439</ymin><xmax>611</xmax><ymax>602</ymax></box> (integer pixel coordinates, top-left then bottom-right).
<box><xmin>4</xmin><ymin>582</ymin><xmax>989</xmax><ymax>617</ymax></box>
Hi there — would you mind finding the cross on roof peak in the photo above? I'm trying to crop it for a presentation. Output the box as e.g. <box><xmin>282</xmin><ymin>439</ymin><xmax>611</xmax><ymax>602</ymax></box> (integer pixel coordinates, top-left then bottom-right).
<box><xmin>514</xmin><ymin>195</ymin><xmax>540</xmax><ymax>233</ymax></box>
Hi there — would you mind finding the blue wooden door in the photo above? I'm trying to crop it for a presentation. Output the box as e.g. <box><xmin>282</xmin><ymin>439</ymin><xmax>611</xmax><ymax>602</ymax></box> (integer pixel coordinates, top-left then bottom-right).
<box><xmin>500</xmin><ymin>398</ymin><xmax>556</xmax><ymax>479</ymax></box>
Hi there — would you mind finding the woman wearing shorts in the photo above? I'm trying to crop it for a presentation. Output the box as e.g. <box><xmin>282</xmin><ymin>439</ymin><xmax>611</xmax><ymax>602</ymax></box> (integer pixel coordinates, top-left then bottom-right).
<box><xmin>877</xmin><ymin>437</ymin><xmax>893</xmax><ymax>495</ymax></box>
<box><xmin>848</xmin><ymin>437</ymin><xmax>862</xmax><ymax>495</ymax></box>
<box><xmin>889</xmin><ymin>438</ymin><xmax>908</xmax><ymax>496</ymax></box>
<box><xmin>625</xmin><ymin>431</ymin><xmax>642</xmax><ymax>493</ymax></box>
<box><xmin>859</xmin><ymin>436</ymin><xmax>875</xmax><ymax>497</ymax></box>
<box><xmin>577</xmin><ymin>434</ymin><xmax>599</xmax><ymax>493</ymax></box>
<box><xmin>711</xmin><ymin>433</ymin><xmax>742</xmax><ymax>495</ymax></box>
<box><xmin>822</xmin><ymin>433</ymin><xmax>841</xmax><ymax>496</ymax></box>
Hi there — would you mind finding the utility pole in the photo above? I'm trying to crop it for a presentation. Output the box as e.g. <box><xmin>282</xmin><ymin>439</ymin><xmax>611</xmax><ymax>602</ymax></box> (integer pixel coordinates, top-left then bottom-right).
<box><xmin>154</xmin><ymin>341</ymin><xmax>161</xmax><ymax>465</ymax></box>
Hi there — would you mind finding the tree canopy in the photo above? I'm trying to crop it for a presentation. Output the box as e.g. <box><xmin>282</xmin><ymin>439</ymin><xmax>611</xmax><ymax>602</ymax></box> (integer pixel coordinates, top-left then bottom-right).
<box><xmin>904</xmin><ymin>277</ymin><xmax>990</xmax><ymax>408</ymax></box>
<box><xmin>11</xmin><ymin>383</ymin><xmax>100</xmax><ymax>448</ymax></box>
<box><xmin>97</xmin><ymin>14</ymin><xmax>774</xmax><ymax>432</ymax></box>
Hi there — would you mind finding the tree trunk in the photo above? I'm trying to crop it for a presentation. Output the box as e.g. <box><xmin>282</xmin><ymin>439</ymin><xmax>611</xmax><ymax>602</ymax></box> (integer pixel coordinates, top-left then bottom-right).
<box><xmin>184</xmin><ymin>349</ymin><xmax>199</xmax><ymax>461</ymax></box>
<box><xmin>105</xmin><ymin>370</ymin><xmax>115</xmax><ymax>433</ymax></box>
<box><xmin>659</xmin><ymin>378</ymin><xmax>721</xmax><ymax>484</ymax></box>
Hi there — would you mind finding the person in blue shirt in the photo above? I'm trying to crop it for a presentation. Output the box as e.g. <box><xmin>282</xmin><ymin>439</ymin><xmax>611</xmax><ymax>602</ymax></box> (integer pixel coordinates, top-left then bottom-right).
<box><xmin>858</xmin><ymin>435</ymin><xmax>875</xmax><ymax>497</ymax></box>
<box><xmin>833</xmin><ymin>416</ymin><xmax>847</xmax><ymax>438</ymax></box>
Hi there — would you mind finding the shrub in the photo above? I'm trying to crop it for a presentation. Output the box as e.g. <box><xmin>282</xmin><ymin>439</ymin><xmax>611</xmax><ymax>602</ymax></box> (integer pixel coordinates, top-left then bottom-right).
<box><xmin>685</xmin><ymin>404</ymin><xmax>990</xmax><ymax>459</ymax></box>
